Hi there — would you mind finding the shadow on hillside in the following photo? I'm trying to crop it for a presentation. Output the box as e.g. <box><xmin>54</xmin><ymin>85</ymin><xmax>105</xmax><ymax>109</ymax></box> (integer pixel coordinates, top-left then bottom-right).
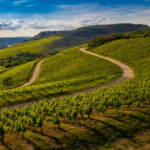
<box><xmin>24</xmin><ymin>136</ymin><xmax>42</xmax><ymax>150</ymax></box>
<box><xmin>3</xmin><ymin>143</ymin><xmax>13</xmax><ymax>150</ymax></box>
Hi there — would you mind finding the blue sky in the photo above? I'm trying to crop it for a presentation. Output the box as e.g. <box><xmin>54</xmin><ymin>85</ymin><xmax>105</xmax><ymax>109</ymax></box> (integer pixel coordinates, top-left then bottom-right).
<box><xmin>0</xmin><ymin>0</ymin><xmax>150</xmax><ymax>37</ymax></box>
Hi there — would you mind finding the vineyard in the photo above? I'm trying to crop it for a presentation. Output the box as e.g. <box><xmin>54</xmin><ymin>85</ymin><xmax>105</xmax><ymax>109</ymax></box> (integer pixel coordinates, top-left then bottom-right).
<box><xmin>0</xmin><ymin>46</ymin><xmax>122</xmax><ymax>107</ymax></box>
<box><xmin>1</xmin><ymin>96</ymin><xmax>150</xmax><ymax>150</ymax></box>
<box><xmin>31</xmin><ymin>47</ymin><xmax>122</xmax><ymax>85</ymax></box>
<box><xmin>0</xmin><ymin>60</ymin><xmax>38</xmax><ymax>90</ymax></box>
<box><xmin>0</xmin><ymin>36</ymin><xmax>62</xmax><ymax>61</ymax></box>
<box><xmin>0</xmin><ymin>36</ymin><xmax>150</xmax><ymax>149</ymax></box>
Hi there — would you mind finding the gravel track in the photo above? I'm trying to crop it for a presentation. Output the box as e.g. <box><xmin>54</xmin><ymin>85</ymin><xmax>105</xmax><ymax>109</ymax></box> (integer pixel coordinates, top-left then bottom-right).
<box><xmin>17</xmin><ymin>59</ymin><xmax>46</xmax><ymax>88</ymax></box>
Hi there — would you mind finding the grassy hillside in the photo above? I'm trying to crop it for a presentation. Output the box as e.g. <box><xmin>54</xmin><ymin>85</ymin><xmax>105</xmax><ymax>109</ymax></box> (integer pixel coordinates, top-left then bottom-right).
<box><xmin>24</xmin><ymin>23</ymin><xmax>150</xmax><ymax>51</ymax></box>
<box><xmin>31</xmin><ymin>47</ymin><xmax>122</xmax><ymax>86</ymax></box>
<box><xmin>1</xmin><ymin>36</ymin><xmax>150</xmax><ymax>149</ymax></box>
<box><xmin>0</xmin><ymin>46</ymin><xmax>122</xmax><ymax>107</ymax></box>
<box><xmin>0</xmin><ymin>60</ymin><xmax>38</xmax><ymax>90</ymax></box>
<box><xmin>0</xmin><ymin>23</ymin><xmax>149</xmax><ymax>74</ymax></box>
<box><xmin>0</xmin><ymin>36</ymin><xmax>62</xmax><ymax>60</ymax></box>
<box><xmin>0</xmin><ymin>36</ymin><xmax>61</xmax><ymax>75</ymax></box>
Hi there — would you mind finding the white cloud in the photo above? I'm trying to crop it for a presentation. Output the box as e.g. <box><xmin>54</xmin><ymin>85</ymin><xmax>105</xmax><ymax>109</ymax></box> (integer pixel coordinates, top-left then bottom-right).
<box><xmin>27</xmin><ymin>17</ymin><xmax>117</xmax><ymax>30</ymax></box>
<box><xmin>25</xmin><ymin>5</ymin><xmax>34</xmax><ymax>7</ymax></box>
<box><xmin>0</xmin><ymin>4</ymin><xmax>150</xmax><ymax>37</ymax></box>
<box><xmin>0</xmin><ymin>19</ymin><xmax>22</xmax><ymax>30</ymax></box>
<box><xmin>13</xmin><ymin>0</ymin><xmax>28</xmax><ymax>6</ymax></box>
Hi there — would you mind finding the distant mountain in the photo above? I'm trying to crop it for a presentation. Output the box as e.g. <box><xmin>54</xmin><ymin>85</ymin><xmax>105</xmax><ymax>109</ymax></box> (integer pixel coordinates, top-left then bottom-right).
<box><xmin>0</xmin><ymin>37</ymin><xmax>31</xmax><ymax>50</ymax></box>
<box><xmin>23</xmin><ymin>23</ymin><xmax>150</xmax><ymax>51</ymax></box>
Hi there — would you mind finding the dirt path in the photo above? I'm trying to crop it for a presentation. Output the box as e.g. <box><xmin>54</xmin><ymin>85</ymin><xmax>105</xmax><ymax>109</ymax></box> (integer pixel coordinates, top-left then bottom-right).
<box><xmin>26</xmin><ymin>44</ymin><xmax>29</xmax><ymax>48</ymax></box>
<box><xmin>80</xmin><ymin>48</ymin><xmax>134</xmax><ymax>80</ymax></box>
<box><xmin>3</xmin><ymin>48</ymin><xmax>134</xmax><ymax>110</ymax></box>
<box><xmin>36</xmin><ymin>41</ymin><xmax>42</xmax><ymax>46</ymax></box>
<box><xmin>11</xmin><ymin>47</ymin><xmax>17</xmax><ymax>52</ymax></box>
<box><xmin>17</xmin><ymin>59</ymin><xmax>46</xmax><ymax>88</ymax></box>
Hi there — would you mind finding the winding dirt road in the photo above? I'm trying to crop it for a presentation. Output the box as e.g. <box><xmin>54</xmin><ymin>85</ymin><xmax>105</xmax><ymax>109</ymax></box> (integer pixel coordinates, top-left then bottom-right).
<box><xmin>17</xmin><ymin>59</ymin><xmax>46</xmax><ymax>88</ymax></box>
<box><xmin>3</xmin><ymin>48</ymin><xmax>134</xmax><ymax>110</ymax></box>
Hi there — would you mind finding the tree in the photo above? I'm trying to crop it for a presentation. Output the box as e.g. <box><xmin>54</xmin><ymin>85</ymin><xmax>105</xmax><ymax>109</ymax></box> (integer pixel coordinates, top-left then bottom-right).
<box><xmin>2</xmin><ymin>77</ymin><xmax>13</xmax><ymax>87</ymax></box>
<box><xmin>0</xmin><ymin>124</ymin><xmax>9</xmax><ymax>143</ymax></box>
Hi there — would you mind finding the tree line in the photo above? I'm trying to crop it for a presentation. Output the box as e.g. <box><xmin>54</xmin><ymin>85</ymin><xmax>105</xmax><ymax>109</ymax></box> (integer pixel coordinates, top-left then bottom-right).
<box><xmin>0</xmin><ymin>51</ymin><xmax>43</xmax><ymax>68</ymax></box>
<box><xmin>88</xmin><ymin>30</ymin><xmax>150</xmax><ymax>48</ymax></box>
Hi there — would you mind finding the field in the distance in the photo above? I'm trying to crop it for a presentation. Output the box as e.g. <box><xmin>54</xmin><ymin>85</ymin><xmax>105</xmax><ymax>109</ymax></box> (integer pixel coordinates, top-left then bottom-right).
<box><xmin>0</xmin><ymin>36</ymin><xmax>62</xmax><ymax>60</ymax></box>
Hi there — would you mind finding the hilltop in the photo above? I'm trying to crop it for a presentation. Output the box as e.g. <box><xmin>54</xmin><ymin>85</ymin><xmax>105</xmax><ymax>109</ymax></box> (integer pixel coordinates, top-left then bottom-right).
<box><xmin>23</xmin><ymin>23</ymin><xmax>150</xmax><ymax>51</ymax></box>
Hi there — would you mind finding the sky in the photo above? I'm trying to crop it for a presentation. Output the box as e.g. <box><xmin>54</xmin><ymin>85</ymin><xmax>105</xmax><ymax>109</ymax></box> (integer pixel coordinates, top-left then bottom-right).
<box><xmin>0</xmin><ymin>0</ymin><xmax>150</xmax><ymax>37</ymax></box>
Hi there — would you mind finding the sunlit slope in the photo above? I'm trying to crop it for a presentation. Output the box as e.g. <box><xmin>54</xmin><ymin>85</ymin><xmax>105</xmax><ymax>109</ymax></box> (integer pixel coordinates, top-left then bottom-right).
<box><xmin>31</xmin><ymin>47</ymin><xmax>122</xmax><ymax>86</ymax></box>
<box><xmin>2</xmin><ymin>37</ymin><xmax>150</xmax><ymax>150</ymax></box>
<box><xmin>88</xmin><ymin>36</ymin><xmax>150</xmax><ymax>77</ymax></box>
<box><xmin>0</xmin><ymin>46</ymin><xmax>122</xmax><ymax>107</ymax></box>
<box><xmin>0</xmin><ymin>60</ymin><xmax>37</xmax><ymax>89</ymax></box>
<box><xmin>25</xmin><ymin>23</ymin><xmax>150</xmax><ymax>52</ymax></box>
<box><xmin>0</xmin><ymin>36</ymin><xmax>62</xmax><ymax>59</ymax></box>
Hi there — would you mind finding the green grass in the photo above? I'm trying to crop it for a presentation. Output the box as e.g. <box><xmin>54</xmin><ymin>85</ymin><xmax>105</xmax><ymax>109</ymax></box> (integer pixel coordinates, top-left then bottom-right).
<box><xmin>0</xmin><ymin>60</ymin><xmax>37</xmax><ymax>90</ymax></box>
<box><xmin>88</xmin><ymin>36</ymin><xmax>150</xmax><ymax>79</ymax></box>
<box><xmin>0</xmin><ymin>46</ymin><xmax>122</xmax><ymax>107</ymax></box>
<box><xmin>31</xmin><ymin>47</ymin><xmax>122</xmax><ymax>86</ymax></box>
<box><xmin>1</xmin><ymin>36</ymin><xmax>150</xmax><ymax>149</ymax></box>
<box><xmin>0</xmin><ymin>36</ymin><xmax>62</xmax><ymax>61</ymax></box>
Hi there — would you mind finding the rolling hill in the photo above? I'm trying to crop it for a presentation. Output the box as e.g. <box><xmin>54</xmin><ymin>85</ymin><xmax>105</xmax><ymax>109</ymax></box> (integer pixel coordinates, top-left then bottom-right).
<box><xmin>1</xmin><ymin>35</ymin><xmax>150</xmax><ymax>149</ymax></box>
<box><xmin>1</xmin><ymin>23</ymin><xmax>149</xmax><ymax>62</ymax></box>
<box><xmin>31</xmin><ymin>47</ymin><xmax>122</xmax><ymax>86</ymax></box>
<box><xmin>0</xmin><ymin>45</ymin><xmax>122</xmax><ymax>106</ymax></box>
<box><xmin>24</xmin><ymin>23</ymin><xmax>150</xmax><ymax>51</ymax></box>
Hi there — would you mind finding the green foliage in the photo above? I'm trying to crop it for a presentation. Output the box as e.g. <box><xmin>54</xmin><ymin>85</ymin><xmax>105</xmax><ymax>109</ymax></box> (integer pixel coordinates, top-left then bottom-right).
<box><xmin>84</xmin><ymin>104</ymin><xmax>93</xmax><ymax>118</ymax></box>
<box><xmin>36</xmin><ymin>116</ymin><xmax>43</xmax><ymax>133</ymax></box>
<box><xmin>0</xmin><ymin>36</ymin><xmax>62</xmax><ymax>61</ymax></box>
<box><xmin>1</xmin><ymin>35</ymin><xmax>150</xmax><ymax>149</ymax></box>
<box><xmin>0</xmin><ymin>51</ymin><xmax>42</xmax><ymax>68</ymax></box>
<box><xmin>88</xmin><ymin>30</ymin><xmax>150</xmax><ymax>48</ymax></box>
<box><xmin>0</xmin><ymin>60</ymin><xmax>37</xmax><ymax>89</ymax></box>
<box><xmin>0</xmin><ymin>46</ymin><xmax>122</xmax><ymax>106</ymax></box>
<box><xmin>31</xmin><ymin>46</ymin><xmax>122</xmax><ymax>86</ymax></box>
<box><xmin>2</xmin><ymin>77</ymin><xmax>13</xmax><ymax>87</ymax></box>
<box><xmin>87</xmin><ymin>36</ymin><xmax>150</xmax><ymax>110</ymax></box>
<box><xmin>53</xmin><ymin>116</ymin><xmax>60</xmax><ymax>128</ymax></box>
<box><xmin>0</xmin><ymin>124</ymin><xmax>9</xmax><ymax>143</ymax></box>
